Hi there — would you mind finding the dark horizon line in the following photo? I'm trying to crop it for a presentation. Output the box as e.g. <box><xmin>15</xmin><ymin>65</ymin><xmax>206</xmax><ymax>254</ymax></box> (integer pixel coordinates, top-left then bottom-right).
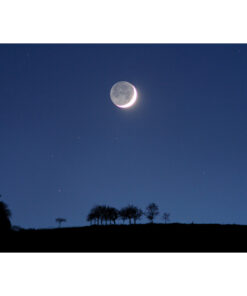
<box><xmin>15</xmin><ymin>221</ymin><xmax>247</xmax><ymax>231</ymax></box>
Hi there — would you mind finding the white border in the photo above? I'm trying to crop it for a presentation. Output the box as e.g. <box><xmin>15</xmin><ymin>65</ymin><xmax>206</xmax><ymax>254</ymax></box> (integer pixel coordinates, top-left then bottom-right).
<box><xmin>0</xmin><ymin>253</ymin><xmax>247</xmax><ymax>296</ymax></box>
<box><xmin>0</xmin><ymin>0</ymin><xmax>246</xmax><ymax>43</ymax></box>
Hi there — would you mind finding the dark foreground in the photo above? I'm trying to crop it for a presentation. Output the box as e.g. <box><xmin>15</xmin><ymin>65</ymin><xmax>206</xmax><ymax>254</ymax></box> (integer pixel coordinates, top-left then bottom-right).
<box><xmin>1</xmin><ymin>223</ymin><xmax>247</xmax><ymax>252</ymax></box>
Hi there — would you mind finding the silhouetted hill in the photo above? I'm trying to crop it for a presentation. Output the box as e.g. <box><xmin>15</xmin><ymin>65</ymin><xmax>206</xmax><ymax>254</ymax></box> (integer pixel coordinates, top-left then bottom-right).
<box><xmin>1</xmin><ymin>223</ymin><xmax>246</xmax><ymax>252</ymax></box>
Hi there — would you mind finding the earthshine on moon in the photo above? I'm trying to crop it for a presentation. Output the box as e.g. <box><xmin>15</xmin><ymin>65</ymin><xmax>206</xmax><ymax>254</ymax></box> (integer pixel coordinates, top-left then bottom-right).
<box><xmin>110</xmin><ymin>81</ymin><xmax>138</xmax><ymax>109</ymax></box>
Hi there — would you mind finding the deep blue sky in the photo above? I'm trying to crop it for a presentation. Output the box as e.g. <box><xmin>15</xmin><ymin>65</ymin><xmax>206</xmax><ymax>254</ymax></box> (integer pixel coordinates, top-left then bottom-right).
<box><xmin>0</xmin><ymin>44</ymin><xmax>247</xmax><ymax>228</ymax></box>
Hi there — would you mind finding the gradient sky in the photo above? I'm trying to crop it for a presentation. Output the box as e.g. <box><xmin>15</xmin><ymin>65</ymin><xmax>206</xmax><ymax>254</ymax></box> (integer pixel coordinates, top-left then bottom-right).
<box><xmin>0</xmin><ymin>44</ymin><xmax>247</xmax><ymax>228</ymax></box>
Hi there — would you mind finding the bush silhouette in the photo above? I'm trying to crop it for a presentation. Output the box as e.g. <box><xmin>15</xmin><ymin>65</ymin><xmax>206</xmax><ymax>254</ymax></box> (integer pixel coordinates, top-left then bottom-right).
<box><xmin>0</xmin><ymin>195</ymin><xmax>12</xmax><ymax>231</ymax></box>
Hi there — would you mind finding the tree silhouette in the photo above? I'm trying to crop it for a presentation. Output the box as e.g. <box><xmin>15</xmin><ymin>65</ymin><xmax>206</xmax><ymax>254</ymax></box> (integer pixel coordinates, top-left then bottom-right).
<box><xmin>145</xmin><ymin>203</ymin><xmax>159</xmax><ymax>223</ymax></box>
<box><xmin>87</xmin><ymin>205</ymin><xmax>119</xmax><ymax>225</ymax></box>
<box><xmin>163</xmin><ymin>212</ymin><xmax>170</xmax><ymax>224</ymax></box>
<box><xmin>120</xmin><ymin>206</ymin><xmax>132</xmax><ymax>224</ymax></box>
<box><xmin>126</xmin><ymin>205</ymin><xmax>136</xmax><ymax>224</ymax></box>
<box><xmin>93</xmin><ymin>205</ymin><xmax>108</xmax><ymax>225</ymax></box>
<box><xmin>119</xmin><ymin>205</ymin><xmax>142</xmax><ymax>224</ymax></box>
<box><xmin>102</xmin><ymin>206</ymin><xmax>110</xmax><ymax>224</ymax></box>
<box><xmin>107</xmin><ymin>207</ymin><xmax>119</xmax><ymax>224</ymax></box>
<box><xmin>56</xmin><ymin>218</ymin><xmax>66</xmax><ymax>228</ymax></box>
<box><xmin>133</xmin><ymin>207</ymin><xmax>143</xmax><ymax>224</ymax></box>
<box><xmin>0</xmin><ymin>195</ymin><xmax>12</xmax><ymax>231</ymax></box>
<box><xmin>87</xmin><ymin>206</ymin><xmax>102</xmax><ymax>225</ymax></box>
<box><xmin>87</xmin><ymin>204</ymin><xmax>143</xmax><ymax>225</ymax></box>
<box><xmin>93</xmin><ymin>205</ymin><xmax>106</xmax><ymax>224</ymax></box>
<box><xmin>119</xmin><ymin>208</ymin><xmax>128</xmax><ymax>224</ymax></box>
<box><xmin>87</xmin><ymin>212</ymin><xmax>95</xmax><ymax>225</ymax></box>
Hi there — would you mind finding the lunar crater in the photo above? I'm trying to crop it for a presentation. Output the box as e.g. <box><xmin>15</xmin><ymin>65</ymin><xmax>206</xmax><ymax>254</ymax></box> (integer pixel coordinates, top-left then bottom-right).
<box><xmin>110</xmin><ymin>81</ymin><xmax>137</xmax><ymax>108</ymax></box>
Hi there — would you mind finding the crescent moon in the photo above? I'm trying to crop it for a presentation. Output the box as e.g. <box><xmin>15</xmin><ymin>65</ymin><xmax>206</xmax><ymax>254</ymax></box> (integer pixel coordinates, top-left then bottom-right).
<box><xmin>116</xmin><ymin>87</ymin><xmax>138</xmax><ymax>109</ymax></box>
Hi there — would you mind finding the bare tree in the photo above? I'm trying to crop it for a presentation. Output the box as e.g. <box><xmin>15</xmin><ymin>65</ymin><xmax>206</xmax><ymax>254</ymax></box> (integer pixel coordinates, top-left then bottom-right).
<box><xmin>145</xmin><ymin>203</ymin><xmax>159</xmax><ymax>223</ymax></box>
<box><xmin>56</xmin><ymin>218</ymin><xmax>66</xmax><ymax>228</ymax></box>
<box><xmin>163</xmin><ymin>212</ymin><xmax>170</xmax><ymax>224</ymax></box>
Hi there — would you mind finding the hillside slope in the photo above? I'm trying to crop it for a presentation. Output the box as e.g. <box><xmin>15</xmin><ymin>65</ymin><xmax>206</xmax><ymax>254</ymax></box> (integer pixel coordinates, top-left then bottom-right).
<box><xmin>1</xmin><ymin>223</ymin><xmax>246</xmax><ymax>252</ymax></box>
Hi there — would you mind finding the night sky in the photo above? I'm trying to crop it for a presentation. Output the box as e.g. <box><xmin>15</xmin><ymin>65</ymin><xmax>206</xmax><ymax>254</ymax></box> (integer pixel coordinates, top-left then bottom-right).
<box><xmin>1</xmin><ymin>44</ymin><xmax>247</xmax><ymax>228</ymax></box>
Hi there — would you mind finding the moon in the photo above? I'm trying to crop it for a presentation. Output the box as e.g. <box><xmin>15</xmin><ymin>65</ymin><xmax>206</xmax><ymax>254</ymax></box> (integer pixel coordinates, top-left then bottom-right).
<box><xmin>110</xmin><ymin>81</ymin><xmax>137</xmax><ymax>109</ymax></box>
